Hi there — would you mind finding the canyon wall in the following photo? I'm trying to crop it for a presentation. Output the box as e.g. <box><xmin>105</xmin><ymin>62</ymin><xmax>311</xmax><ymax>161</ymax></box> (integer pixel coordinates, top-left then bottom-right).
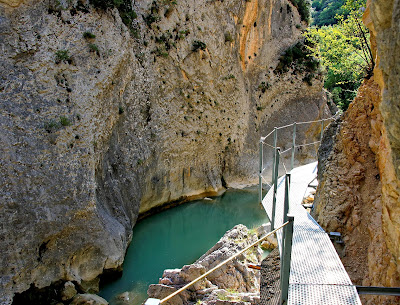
<box><xmin>0</xmin><ymin>0</ymin><xmax>330</xmax><ymax>303</ymax></box>
<box><xmin>313</xmin><ymin>0</ymin><xmax>400</xmax><ymax>303</ymax></box>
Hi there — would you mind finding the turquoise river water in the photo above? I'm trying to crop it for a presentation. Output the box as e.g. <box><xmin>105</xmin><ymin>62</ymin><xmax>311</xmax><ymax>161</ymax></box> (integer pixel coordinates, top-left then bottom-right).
<box><xmin>99</xmin><ymin>187</ymin><xmax>269</xmax><ymax>305</ymax></box>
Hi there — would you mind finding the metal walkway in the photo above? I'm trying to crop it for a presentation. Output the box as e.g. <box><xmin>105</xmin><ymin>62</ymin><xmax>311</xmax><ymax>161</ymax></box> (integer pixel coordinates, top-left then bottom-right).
<box><xmin>262</xmin><ymin>162</ymin><xmax>362</xmax><ymax>305</ymax></box>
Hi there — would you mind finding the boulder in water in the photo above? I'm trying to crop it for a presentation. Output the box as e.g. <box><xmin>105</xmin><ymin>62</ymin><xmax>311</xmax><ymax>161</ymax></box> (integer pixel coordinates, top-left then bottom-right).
<box><xmin>70</xmin><ymin>293</ymin><xmax>108</xmax><ymax>305</ymax></box>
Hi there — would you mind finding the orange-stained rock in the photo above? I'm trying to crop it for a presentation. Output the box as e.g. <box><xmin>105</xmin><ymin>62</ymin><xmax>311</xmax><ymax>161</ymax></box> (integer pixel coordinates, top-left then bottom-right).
<box><xmin>314</xmin><ymin>1</ymin><xmax>400</xmax><ymax>304</ymax></box>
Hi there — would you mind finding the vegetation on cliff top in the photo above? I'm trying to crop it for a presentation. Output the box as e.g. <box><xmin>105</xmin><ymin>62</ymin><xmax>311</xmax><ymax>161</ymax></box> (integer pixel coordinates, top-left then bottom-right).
<box><xmin>311</xmin><ymin>0</ymin><xmax>347</xmax><ymax>26</ymax></box>
<box><xmin>306</xmin><ymin>0</ymin><xmax>373</xmax><ymax>110</ymax></box>
<box><xmin>290</xmin><ymin>0</ymin><xmax>311</xmax><ymax>24</ymax></box>
<box><xmin>90</xmin><ymin>0</ymin><xmax>137</xmax><ymax>32</ymax></box>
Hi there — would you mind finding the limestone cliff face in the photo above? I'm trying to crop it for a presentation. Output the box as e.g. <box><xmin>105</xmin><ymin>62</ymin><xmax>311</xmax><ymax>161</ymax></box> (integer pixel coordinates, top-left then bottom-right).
<box><xmin>313</xmin><ymin>1</ymin><xmax>400</xmax><ymax>304</ymax></box>
<box><xmin>0</xmin><ymin>0</ymin><xmax>330</xmax><ymax>302</ymax></box>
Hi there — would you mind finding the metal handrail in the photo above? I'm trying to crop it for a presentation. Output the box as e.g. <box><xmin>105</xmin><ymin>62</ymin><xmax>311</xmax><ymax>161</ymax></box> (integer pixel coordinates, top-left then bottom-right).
<box><xmin>258</xmin><ymin>115</ymin><xmax>337</xmax><ymax>207</ymax></box>
<box><xmin>356</xmin><ymin>286</ymin><xmax>400</xmax><ymax>296</ymax></box>
<box><xmin>145</xmin><ymin>221</ymin><xmax>291</xmax><ymax>305</ymax></box>
<box><xmin>260</xmin><ymin>115</ymin><xmax>337</xmax><ymax>143</ymax></box>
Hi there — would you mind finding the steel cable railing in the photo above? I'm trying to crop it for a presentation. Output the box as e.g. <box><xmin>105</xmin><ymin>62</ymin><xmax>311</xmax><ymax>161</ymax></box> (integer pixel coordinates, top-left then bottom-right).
<box><xmin>258</xmin><ymin>115</ymin><xmax>337</xmax><ymax>205</ymax></box>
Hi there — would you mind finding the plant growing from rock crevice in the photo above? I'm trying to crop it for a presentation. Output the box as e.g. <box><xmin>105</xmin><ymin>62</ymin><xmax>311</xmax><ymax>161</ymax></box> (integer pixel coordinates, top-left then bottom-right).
<box><xmin>144</xmin><ymin>1</ymin><xmax>161</xmax><ymax>27</ymax></box>
<box><xmin>88</xmin><ymin>43</ymin><xmax>100</xmax><ymax>55</ymax></box>
<box><xmin>192</xmin><ymin>40</ymin><xmax>207</xmax><ymax>51</ymax></box>
<box><xmin>89</xmin><ymin>0</ymin><xmax>137</xmax><ymax>34</ymax></box>
<box><xmin>258</xmin><ymin>81</ymin><xmax>270</xmax><ymax>93</ymax></box>
<box><xmin>55</xmin><ymin>50</ymin><xmax>71</xmax><ymax>64</ymax></box>
<box><xmin>223</xmin><ymin>74</ymin><xmax>235</xmax><ymax>80</ymax></box>
<box><xmin>225</xmin><ymin>32</ymin><xmax>234</xmax><ymax>42</ymax></box>
<box><xmin>152</xmin><ymin>46</ymin><xmax>169</xmax><ymax>58</ymax></box>
<box><xmin>44</xmin><ymin>116</ymin><xmax>72</xmax><ymax>132</ymax></box>
<box><xmin>60</xmin><ymin>116</ymin><xmax>71</xmax><ymax>126</ymax></box>
<box><xmin>83</xmin><ymin>31</ymin><xmax>96</xmax><ymax>39</ymax></box>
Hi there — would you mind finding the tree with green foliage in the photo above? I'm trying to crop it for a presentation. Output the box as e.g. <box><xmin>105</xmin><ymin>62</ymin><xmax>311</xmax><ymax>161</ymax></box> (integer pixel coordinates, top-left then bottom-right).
<box><xmin>291</xmin><ymin>0</ymin><xmax>311</xmax><ymax>24</ymax></box>
<box><xmin>312</xmin><ymin>0</ymin><xmax>348</xmax><ymax>26</ymax></box>
<box><xmin>306</xmin><ymin>0</ymin><xmax>373</xmax><ymax>110</ymax></box>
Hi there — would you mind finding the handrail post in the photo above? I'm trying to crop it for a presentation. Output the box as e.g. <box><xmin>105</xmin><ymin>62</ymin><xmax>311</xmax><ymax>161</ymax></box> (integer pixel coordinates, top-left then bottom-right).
<box><xmin>291</xmin><ymin>123</ymin><xmax>296</xmax><ymax>171</ymax></box>
<box><xmin>271</xmin><ymin>147</ymin><xmax>280</xmax><ymax>230</ymax></box>
<box><xmin>280</xmin><ymin>215</ymin><xmax>294</xmax><ymax>305</ymax></box>
<box><xmin>320</xmin><ymin>119</ymin><xmax>324</xmax><ymax>142</ymax></box>
<box><xmin>259</xmin><ymin>138</ymin><xmax>263</xmax><ymax>204</ymax></box>
<box><xmin>283</xmin><ymin>174</ymin><xmax>291</xmax><ymax>224</ymax></box>
<box><xmin>281</xmin><ymin>174</ymin><xmax>291</xmax><ymax>251</ymax></box>
<box><xmin>271</xmin><ymin>127</ymin><xmax>278</xmax><ymax>184</ymax></box>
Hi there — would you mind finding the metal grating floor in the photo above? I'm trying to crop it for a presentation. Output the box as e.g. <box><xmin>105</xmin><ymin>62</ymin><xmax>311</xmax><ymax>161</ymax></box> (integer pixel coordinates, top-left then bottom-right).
<box><xmin>261</xmin><ymin>162</ymin><xmax>362</xmax><ymax>305</ymax></box>
<box><xmin>289</xmin><ymin>284</ymin><xmax>361</xmax><ymax>305</ymax></box>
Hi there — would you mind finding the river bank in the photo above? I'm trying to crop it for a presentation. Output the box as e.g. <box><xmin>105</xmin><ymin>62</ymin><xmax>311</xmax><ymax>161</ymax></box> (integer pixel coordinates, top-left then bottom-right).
<box><xmin>99</xmin><ymin>187</ymin><xmax>269</xmax><ymax>305</ymax></box>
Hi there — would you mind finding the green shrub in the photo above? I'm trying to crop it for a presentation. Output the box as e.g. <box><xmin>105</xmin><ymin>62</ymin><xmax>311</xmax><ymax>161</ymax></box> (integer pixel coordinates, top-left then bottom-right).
<box><xmin>224</xmin><ymin>32</ymin><xmax>234</xmax><ymax>42</ymax></box>
<box><xmin>192</xmin><ymin>40</ymin><xmax>206</xmax><ymax>51</ymax></box>
<box><xmin>303</xmin><ymin>73</ymin><xmax>313</xmax><ymax>85</ymax></box>
<box><xmin>119</xmin><ymin>106</ymin><xmax>124</xmax><ymax>114</ymax></box>
<box><xmin>44</xmin><ymin>120</ymin><xmax>59</xmax><ymax>132</ymax></box>
<box><xmin>178</xmin><ymin>29</ymin><xmax>190</xmax><ymax>39</ymax></box>
<box><xmin>223</xmin><ymin>74</ymin><xmax>235</xmax><ymax>80</ymax></box>
<box><xmin>274</xmin><ymin>40</ymin><xmax>319</xmax><ymax>75</ymax></box>
<box><xmin>88</xmin><ymin>43</ymin><xmax>100</xmax><ymax>55</ymax></box>
<box><xmin>155</xmin><ymin>34</ymin><xmax>168</xmax><ymax>44</ymax></box>
<box><xmin>89</xmin><ymin>0</ymin><xmax>137</xmax><ymax>32</ymax></box>
<box><xmin>60</xmin><ymin>116</ymin><xmax>71</xmax><ymax>126</ymax></box>
<box><xmin>131</xmin><ymin>28</ymin><xmax>140</xmax><ymax>39</ymax></box>
<box><xmin>44</xmin><ymin>116</ymin><xmax>71</xmax><ymax>132</ymax></box>
<box><xmin>290</xmin><ymin>0</ymin><xmax>311</xmax><ymax>23</ymax></box>
<box><xmin>153</xmin><ymin>46</ymin><xmax>169</xmax><ymax>57</ymax></box>
<box><xmin>258</xmin><ymin>81</ymin><xmax>270</xmax><ymax>93</ymax></box>
<box><xmin>144</xmin><ymin>1</ymin><xmax>161</xmax><ymax>27</ymax></box>
<box><xmin>144</xmin><ymin>13</ymin><xmax>161</xmax><ymax>26</ymax></box>
<box><xmin>83</xmin><ymin>31</ymin><xmax>96</xmax><ymax>39</ymax></box>
<box><xmin>55</xmin><ymin>50</ymin><xmax>71</xmax><ymax>64</ymax></box>
<box><xmin>120</xmin><ymin>10</ymin><xmax>137</xmax><ymax>27</ymax></box>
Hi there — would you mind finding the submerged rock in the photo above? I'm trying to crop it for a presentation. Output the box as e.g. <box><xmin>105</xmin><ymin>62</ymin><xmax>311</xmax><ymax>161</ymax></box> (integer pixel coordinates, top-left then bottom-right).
<box><xmin>147</xmin><ymin>224</ymin><xmax>264</xmax><ymax>305</ymax></box>
<box><xmin>70</xmin><ymin>293</ymin><xmax>108</xmax><ymax>305</ymax></box>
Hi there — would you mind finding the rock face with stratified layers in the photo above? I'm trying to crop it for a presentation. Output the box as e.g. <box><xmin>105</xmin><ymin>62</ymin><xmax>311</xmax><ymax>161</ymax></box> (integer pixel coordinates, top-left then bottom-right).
<box><xmin>313</xmin><ymin>1</ymin><xmax>400</xmax><ymax>304</ymax></box>
<box><xmin>0</xmin><ymin>0</ymin><xmax>331</xmax><ymax>303</ymax></box>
